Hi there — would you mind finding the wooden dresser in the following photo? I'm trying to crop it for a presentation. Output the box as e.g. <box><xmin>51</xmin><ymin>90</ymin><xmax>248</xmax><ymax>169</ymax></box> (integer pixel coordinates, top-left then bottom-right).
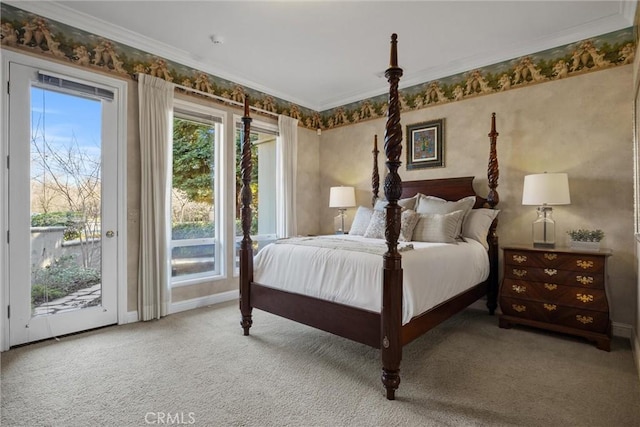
<box><xmin>499</xmin><ymin>244</ymin><xmax>612</xmax><ymax>351</ymax></box>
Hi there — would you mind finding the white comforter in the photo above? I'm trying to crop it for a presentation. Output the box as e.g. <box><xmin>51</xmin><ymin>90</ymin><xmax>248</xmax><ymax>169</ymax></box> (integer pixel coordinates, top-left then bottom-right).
<box><xmin>253</xmin><ymin>235</ymin><xmax>489</xmax><ymax>325</ymax></box>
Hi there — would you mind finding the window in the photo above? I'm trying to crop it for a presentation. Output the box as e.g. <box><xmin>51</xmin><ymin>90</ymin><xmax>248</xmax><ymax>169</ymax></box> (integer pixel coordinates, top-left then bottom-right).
<box><xmin>235</xmin><ymin>121</ymin><xmax>278</xmax><ymax>270</ymax></box>
<box><xmin>170</xmin><ymin>101</ymin><xmax>222</xmax><ymax>285</ymax></box>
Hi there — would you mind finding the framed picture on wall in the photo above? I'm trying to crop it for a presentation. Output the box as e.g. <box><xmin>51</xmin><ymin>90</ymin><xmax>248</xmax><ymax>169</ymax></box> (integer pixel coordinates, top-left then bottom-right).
<box><xmin>406</xmin><ymin>118</ymin><xmax>444</xmax><ymax>169</ymax></box>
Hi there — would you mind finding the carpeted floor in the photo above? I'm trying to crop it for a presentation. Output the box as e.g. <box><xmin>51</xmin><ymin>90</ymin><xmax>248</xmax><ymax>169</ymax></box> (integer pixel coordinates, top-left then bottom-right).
<box><xmin>2</xmin><ymin>301</ymin><xmax>639</xmax><ymax>427</ymax></box>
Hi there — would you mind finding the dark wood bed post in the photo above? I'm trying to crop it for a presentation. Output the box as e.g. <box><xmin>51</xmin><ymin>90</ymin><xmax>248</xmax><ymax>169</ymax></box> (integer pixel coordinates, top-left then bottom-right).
<box><xmin>239</xmin><ymin>96</ymin><xmax>254</xmax><ymax>335</ymax></box>
<box><xmin>372</xmin><ymin>135</ymin><xmax>380</xmax><ymax>206</ymax></box>
<box><xmin>381</xmin><ymin>33</ymin><xmax>404</xmax><ymax>400</ymax></box>
<box><xmin>486</xmin><ymin>112</ymin><xmax>499</xmax><ymax>315</ymax></box>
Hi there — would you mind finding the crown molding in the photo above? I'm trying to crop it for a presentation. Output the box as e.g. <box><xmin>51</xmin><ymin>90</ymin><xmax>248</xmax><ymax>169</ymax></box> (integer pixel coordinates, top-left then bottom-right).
<box><xmin>8</xmin><ymin>1</ymin><xmax>635</xmax><ymax>113</ymax></box>
<box><xmin>6</xmin><ymin>1</ymin><xmax>318</xmax><ymax>111</ymax></box>
<box><xmin>317</xmin><ymin>5</ymin><xmax>636</xmax><ymax>111</ymax></box>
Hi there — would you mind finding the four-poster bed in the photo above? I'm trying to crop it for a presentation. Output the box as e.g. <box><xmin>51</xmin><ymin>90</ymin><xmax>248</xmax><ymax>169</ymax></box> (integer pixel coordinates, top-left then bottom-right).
<box><xmin>239</xmin><ymin>34</ymin><xmax>500</xmax><ymax>400</ymax></box>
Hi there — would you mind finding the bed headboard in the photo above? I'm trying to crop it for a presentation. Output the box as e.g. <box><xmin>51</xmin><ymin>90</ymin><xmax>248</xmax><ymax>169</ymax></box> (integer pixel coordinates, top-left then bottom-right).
<box><xmin>371</xmin><ymin>113</ymin><xmax>499</xmax><ymax>211</ymax></box>
<box><xmin>401</xmin><ymin>177</ymin><xmax>488</xmax><ymax>209</ymax></box>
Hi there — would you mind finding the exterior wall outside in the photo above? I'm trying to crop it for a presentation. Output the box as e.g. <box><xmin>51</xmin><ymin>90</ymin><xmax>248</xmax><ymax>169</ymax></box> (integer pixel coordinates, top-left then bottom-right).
<box><xmin>320</xmin><ymin>65</ymin><xmax>637</xmax><ymax>327</ymax></box>
<box><xmin>31</xmin><ymin>227</ymin><xmax>101</xmax><ymax>271</ymax></box>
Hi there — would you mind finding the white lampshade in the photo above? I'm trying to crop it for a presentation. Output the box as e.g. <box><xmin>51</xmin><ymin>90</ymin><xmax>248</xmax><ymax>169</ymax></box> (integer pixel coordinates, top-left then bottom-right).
<box><xmin>329</xmin><ymin>186</ymin><xmax>356</xmax><ymax>208</ymax></box>
<box><xmin>522</xmin><ymin>173</ymin><xmax>571</xmax><ymax>206</ymax></box>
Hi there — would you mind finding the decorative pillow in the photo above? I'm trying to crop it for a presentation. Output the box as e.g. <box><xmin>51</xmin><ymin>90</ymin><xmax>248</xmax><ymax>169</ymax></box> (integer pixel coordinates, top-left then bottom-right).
<box><xmin>462</xmin><ymin>208</ymin><xmax>500</xmax><ymax>249</ymax></box>
<box><xmin>399</xmin><ymin>195</ymin><xmax>420</xmax><ymax>211</ymax></box>
<box><xmin>399</xmin><ymin>210</ymin><xmax>420</xmax><ymax>242</ymax></box>
<box><xmin>363</xmin><ymin>209</ymin><xmax>420</xmax><ymax>242</ymax></box>
<box><xmin>373</xmin><ymin>198</ymin><xmax>387</xmax><ymax>211</ymax></box>
<box><xmin>364</xmin><ymin>210</ymin><xmax>386</xmax><ymax>239</ymax></box>
<box><xmin>373</xmin><ymin>194</ymin><xmax>420</xmax><ymax>211</ymax></box>
<box><xmin>412</xmin><ymin>210</ymin><xmax>465</xmax><ymax>243</ymax></box>
<box><xmin>415</xmin><ymin>195</ymin><xmax>476</xmax><ymax>237</ymax></box>
<box><xmin>349</xmin><ymin>206</ymin><xmax>373</xmax><ymax>236</ymax></box>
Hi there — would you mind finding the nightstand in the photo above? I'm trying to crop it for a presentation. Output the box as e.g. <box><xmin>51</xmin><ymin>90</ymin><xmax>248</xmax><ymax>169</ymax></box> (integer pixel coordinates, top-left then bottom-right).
<box><xmin>499</xmin><ymin>244</ymin><xmax>612</xmax><ymax>351</ymax></box>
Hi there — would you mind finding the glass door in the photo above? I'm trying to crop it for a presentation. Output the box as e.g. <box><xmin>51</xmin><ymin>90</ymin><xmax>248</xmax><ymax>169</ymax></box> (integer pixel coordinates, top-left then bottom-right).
<box><xmin>8</xmin><ymin>62</ymin><xmax>119</xmax><ymax>346</ymax></box>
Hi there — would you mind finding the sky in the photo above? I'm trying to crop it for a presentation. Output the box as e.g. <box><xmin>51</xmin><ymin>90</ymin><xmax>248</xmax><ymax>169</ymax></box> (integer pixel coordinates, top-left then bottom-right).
<box><xmin>30</xmin><ymin>87</ymin><xmax>102</xmax><ymax>178</ymax></box>
<box><xmin>30</xmin><ymin>87</ymin><xmax>102</xmax><ymax>156</ymax></box>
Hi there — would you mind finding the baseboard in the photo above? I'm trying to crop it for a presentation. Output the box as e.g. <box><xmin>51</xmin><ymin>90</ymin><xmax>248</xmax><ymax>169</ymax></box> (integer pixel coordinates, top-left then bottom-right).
<box><xmin>633</xmin><ymin>328</ymin><xmax>640</xmax><ymax>384</ymax></box>
<box><xmin>123</xmin><ymin>310</ymin><xmax>139</xmax><ymax>324</ymax></box>
<box><xmin>168</xmin><ymin>290</ymin><xmax>239</xmax><ymax>315</ymax></box>
<box><xmin>612</xmin><ymin>322</ymin><xmax>633</xmax><ymax>339</ymax></box>
<box><xmin>120</xmin><ymin>291</ymin><xmax>239</xmax><ymax>324</ymax></box>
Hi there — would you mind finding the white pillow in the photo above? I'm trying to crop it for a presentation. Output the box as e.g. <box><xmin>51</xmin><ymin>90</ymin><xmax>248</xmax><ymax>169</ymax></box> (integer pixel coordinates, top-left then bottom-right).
<box><xmin>400</xmin><ymin>210</ymin><xmax>420</xmax><ymax>242</ymax></box>
<box><xmin>412</xmin><ymin>210</ymin><xmax>465</xmax><ymax>243</ymax></box>
<box><xmin>415</xmin><ymin>195</ymin><xmax>475</xmax><ymax>237</ymax></box>
<box><xmin>373</xmin><ymin>194</ymin><xmax>420</xmax><ymax>211</ymax></box>
<box><xmin>349</xmin><ymin>206</ymin><xmax>373</xmax><ymax>236</ymax></box>
<box><xmin>462</xmin><ymin>209</ymin><xmax>500</xmax><ymax>249</ymax></box>
<box><xmin>364</xmin><ymin>210</ymin><xmax>386</xmax><ymax>239</ymax></box>
<box><xmin>364</xmin><ymin>209</ymin><xmax>419</xmax><ymax>242</ymax></box>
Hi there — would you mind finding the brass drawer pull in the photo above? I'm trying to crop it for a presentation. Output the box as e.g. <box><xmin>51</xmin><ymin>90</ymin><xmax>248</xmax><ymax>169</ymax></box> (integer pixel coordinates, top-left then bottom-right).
<box><xmin>544</xmin><ymin>283</ymin><xmax>558</xmax><ymax>291</ymax></box>
<box><xmin>512</xmin><ymin>269</ymin><xmax>527</xmax><ymax>278</ymax></box>
<box><xmin>512</xmin><ymin>284</ymin><xmax>526</xmax><ymax>294</ymax></box>
<box><xmin>576</xmin><ymin>293</ymin><xmax>594</xmax><ymax>303</ymax></box>
<box><xmin>576</xmin><ymin>315</ymin><xmax>594</xmax><ymax>325</ymax></box>
<box><xmin>512</xmin><ymin>304</ymin><xmax>526</xmax><ymax>313</ymax></box>
<box><xmin>576</xmin><ymin>260</ymin><xmax>594</xmax><ymax>269</ymax></box>
<box><xmin>576</xmin><ymin>276</ymin><xmax>594</xmax><ymax>286</ymax></box>
<box><xmin>543</xmin><ymin>253</ymin><xmax>557</xmax><ymax>260</ymax></box>
<box><xmin>543</xmin><ymin>304</ymin><xmax>557</xmax><ymax>311</ymax></box>
<box><xmin>544</xmin><ymin>268</ymin><xmax>557</xmax><ymax>276</ymax></box>
<box><xmin>512</xmin><ymin>254</ymin><xmax>527</xmax><ymax>263</ymax></box>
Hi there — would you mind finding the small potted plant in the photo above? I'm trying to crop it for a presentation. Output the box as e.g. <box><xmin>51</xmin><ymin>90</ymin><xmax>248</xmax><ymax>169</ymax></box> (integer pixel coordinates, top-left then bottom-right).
<box><xmin>567</xmin><ymin>229</ymin><xmax>605</xmax><ymax>251</ymax></box>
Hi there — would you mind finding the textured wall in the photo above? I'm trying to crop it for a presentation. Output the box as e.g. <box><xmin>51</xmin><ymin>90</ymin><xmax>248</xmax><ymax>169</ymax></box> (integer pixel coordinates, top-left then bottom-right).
<box><xmin>319</xmin><ymin>65</ymin><xmax>636</xmax><ymax>327</ymax></box>
<box><xmin>296</xmin><ymin>128</ymin><xmax>321</xmax><ymax>236</ymax></box>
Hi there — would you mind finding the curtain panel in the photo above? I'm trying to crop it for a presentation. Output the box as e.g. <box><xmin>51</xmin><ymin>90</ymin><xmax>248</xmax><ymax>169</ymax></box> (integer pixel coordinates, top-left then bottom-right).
<box><xmin>137</xmin><ymin>74</ymin><xmax>174</xmax><ymax>321</ymax></box>
<box><xmin>276</xmin><ymin>115</ymin><xmax>298</xmax><ymax>238</ymax></box>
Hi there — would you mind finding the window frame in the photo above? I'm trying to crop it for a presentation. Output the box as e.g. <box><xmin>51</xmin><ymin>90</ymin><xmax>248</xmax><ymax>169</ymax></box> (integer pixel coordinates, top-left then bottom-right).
<box><xmin>233</xmin><ymin>119</ymin><xmax>279</xmax><ymax>275</ymax></box>
<box><xmin>170</xmin><ymin>98</ymin><xmax>225</xmax><ymax>288</ymax></box>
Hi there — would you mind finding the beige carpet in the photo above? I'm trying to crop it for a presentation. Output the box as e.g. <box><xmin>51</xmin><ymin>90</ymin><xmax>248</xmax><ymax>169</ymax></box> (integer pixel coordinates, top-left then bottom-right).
<box><xmin>2</xmin><ymin>301</ymin><xmax>639</xmax><ymax>427</ymax></box>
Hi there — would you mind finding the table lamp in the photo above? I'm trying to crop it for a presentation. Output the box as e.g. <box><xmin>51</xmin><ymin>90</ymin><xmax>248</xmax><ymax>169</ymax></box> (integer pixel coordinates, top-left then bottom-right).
<box><xmin>329</xmin><ymin>186</ymin><xmax>356</xmax><ymax>234</ymax></box>
<box><xmin>522</xmin><ymin>173</ymin><xmax>571</xmax><ymax>248</ymax></box>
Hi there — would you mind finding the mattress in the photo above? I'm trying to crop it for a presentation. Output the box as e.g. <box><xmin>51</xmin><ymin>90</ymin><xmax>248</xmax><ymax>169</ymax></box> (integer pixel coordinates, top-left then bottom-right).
<box><xmin>253</xmin><ymin>234</ymin><xmax>489</xmax><ymax>324</ymax></box>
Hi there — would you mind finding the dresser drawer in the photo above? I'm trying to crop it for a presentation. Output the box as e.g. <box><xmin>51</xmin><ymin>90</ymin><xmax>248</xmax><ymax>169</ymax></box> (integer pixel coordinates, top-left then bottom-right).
<box><xmin>500</xmin><ymin>246</ymin><xmax>611</xmax><ymax>350</ymax></box>
<box><xmin>504</xmin><ymin>250</ymin><xmax>605</xmax><ymax>273</ymax></box>
<box><xmin>500</xmin><ymin>297</ymin><xmax>609</xmax><ymax>333</ymax></box>
<box><xmin>501</xmin><ymin>279</ymin><xmax>608</xmax><ymax>312</ymax></box>
<box><xmin>503</xmin><ymin>266</ymin><xmax>604</xmax><ymax>288</ymax></box>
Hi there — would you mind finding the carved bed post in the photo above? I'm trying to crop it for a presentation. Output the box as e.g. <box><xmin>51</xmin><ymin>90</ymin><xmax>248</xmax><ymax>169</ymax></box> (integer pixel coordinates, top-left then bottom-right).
<box><xmin>487</xmin><ymin>113</ymin><xmax>499</xmax><ymax>209</ymax></box>
<box><xmin>381</xmin><ymin>33</ymin><xmax>404</xmax><ymax>400</ymax></box>
<box><xmin>372</xmin><ymin>135</ymin><xmax>380</xmax><ymax>206</ymax></box>
<box><xmin>239</xmin><ymin>96</ymin><xmax>254</xmax><ymax>335</ymax></box>
<box><xmin>486</xmin><ymin>112</ymin><xmax>499</xmax><ymax>315</ymax></box>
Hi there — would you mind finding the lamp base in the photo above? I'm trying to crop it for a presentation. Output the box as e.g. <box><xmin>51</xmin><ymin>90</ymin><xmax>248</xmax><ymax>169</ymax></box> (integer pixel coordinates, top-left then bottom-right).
<box><xmin>334</xmin><ymin>209</ymin><xmax>347</xmax><ymax>234</ymax></box>
<box><xmin>532</xmin><ymin>206</ymin><xmax>556</xmax><ymax>249</ymax></box>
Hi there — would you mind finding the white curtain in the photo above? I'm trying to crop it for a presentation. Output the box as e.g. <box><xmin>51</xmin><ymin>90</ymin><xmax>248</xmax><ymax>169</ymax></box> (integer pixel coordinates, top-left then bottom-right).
<box><xmin>137</xmin><ymin>74</ymin><xmax>174</xmax><ymax>321</ymax></box>
<box><xmin>276</xmin><ymin>115</ymin><xmax>298</xmax><ymax>237</ymax></box>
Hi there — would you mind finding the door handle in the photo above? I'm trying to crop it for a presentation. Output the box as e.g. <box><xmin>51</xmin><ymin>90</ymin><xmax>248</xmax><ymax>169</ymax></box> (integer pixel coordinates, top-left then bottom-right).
<box><xmin>105</xmin><ymin>230</ymin><xmax>115</xmax><ymax>238</ymax></box>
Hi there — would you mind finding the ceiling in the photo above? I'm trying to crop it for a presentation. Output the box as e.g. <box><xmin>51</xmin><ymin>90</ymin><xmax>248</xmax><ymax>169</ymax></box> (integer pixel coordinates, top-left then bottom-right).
<box><xmin>11</xmin><ymin>1</ymin><xmax>637</xmax><ymax>111</ymax></box>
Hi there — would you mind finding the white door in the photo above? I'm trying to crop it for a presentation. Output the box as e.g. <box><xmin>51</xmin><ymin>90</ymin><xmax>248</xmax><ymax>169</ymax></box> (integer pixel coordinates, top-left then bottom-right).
<box><xmin>7</xmin><ymin>60</ymin><xmax>121</xmax><ymax>346</ymax></box>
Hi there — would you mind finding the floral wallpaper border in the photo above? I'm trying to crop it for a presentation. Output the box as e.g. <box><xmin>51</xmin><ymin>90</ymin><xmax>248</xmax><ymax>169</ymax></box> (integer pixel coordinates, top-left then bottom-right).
<box><xmin>1</xmin><ymin>3</ymin><xmax>635</xmax><ymax>131</ymax></box>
